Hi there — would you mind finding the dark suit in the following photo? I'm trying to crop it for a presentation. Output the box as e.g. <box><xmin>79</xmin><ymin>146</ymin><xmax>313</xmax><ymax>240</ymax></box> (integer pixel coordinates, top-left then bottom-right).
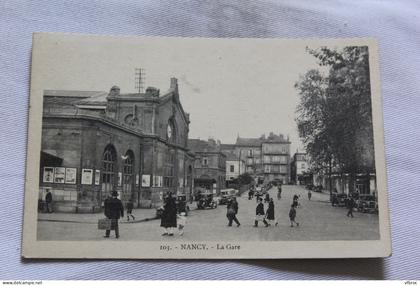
<box><xmin>104</xmin><ymin>197</ymin><xmax>124</xmax><ymax>238</ymax></box>
<box><xmin>45</xmin><ymin>192</ymin><xmax>52</xmax><ymax>213</ymax></box>
<box><xmin>226</xmin><ymin>200</ymin><xmax>240</xmax><ymax>226</ymax></box>
<box><xmin>255</xmin><ymin>203</ymin><xmax>268</xmax><ymax>227</ymax></box>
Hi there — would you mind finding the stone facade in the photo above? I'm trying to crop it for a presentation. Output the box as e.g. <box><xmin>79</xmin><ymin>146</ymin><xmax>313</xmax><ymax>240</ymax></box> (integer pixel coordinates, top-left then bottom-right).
<box><xmin>39</xmin><ymin>78</ymin><xmax>194</xmax><ymax>213</ymax></box>
<box><xmin>188</xmin><ymin>139</ymin><xmax>226</xmax><ymax>195</ymax></box>
<box><xmin>290</xmin><ymin>152</ymin><xmax>310</xmax><ymax>184</ymax></box>
<box><xmin>233</xmin><ymin>133</ymin><xmax>291</xmax><ymax>184</ymax></box>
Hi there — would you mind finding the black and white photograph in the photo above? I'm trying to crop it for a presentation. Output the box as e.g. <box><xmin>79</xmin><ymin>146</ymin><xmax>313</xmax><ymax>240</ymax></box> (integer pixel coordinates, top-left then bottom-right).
<box><xmin>22</xmin><ymin>33</ymin><xmax>390</xmax><ymax>259</ymax></box>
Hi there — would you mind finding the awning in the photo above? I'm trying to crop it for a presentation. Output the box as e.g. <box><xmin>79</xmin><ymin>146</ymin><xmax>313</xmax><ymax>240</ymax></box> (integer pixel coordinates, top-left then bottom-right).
<box><xmin>194</xmin><ymin>178</ymin><xmax>216</xmax><ymax>184</ymax></box>
<box><xmin>40</xmin><ymin>151</ymin><xmax>63</xmax><ymax>167</ymax></box>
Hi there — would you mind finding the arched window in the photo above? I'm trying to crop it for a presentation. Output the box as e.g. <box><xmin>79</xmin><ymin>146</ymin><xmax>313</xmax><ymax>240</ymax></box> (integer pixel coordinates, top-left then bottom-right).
<box><xmin>102</xmin><ymin>144</ymin><xmax>117</xmax><ymax>198</ymax></box>
<box><xmin>167</xmin><ymin>119</ymin><xmax>176</xmax><ymax>143</ymax></box>
<box><xmin>164</xmin><ymin>148</ymin><xmax>175</xmax><ymax>188</ymax></box>
<box><xmin>123</xmin><ymin>150</ymin><xmax>135</xmax><ymax>201</ymax></box>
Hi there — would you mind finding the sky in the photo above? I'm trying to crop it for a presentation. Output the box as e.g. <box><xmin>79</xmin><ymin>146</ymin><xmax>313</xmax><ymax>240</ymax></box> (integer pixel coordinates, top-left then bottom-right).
<box><xmin>34</xmin><ymin>34</ymin><xmax>341</xmax><ymax>153</ymax></box>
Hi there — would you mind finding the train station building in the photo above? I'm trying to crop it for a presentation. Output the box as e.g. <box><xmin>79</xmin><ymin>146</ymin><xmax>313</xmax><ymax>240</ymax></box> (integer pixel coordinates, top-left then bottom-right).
<box><xmin>39</xmin><ymin>78</ymin><xmax>195</xmax><ymax>212</ymax></box>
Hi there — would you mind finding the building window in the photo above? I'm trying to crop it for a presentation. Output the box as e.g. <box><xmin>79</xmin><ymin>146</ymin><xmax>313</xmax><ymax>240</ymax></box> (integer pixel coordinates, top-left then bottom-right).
<box><xmin>279</xmin><ymin>165</ymin><xmax>287</xmax><ymax>173</ymax></box>
<box><xmin>123</xmin><ymin>150</ymin><xmax>134</xmax><ymax>201</ymax></box>
<box><xmin>272</xmin><ymin>156</ymin><xmax>280</xmax><ymax>163</ymax></box>
<box><xmin>230</xmin><ymin>165</ymin><xmax>235</xmax><ymax>173</ymax></box>
<box><xmin>301</xmin><ymin>163</ymin><xmax>306</xmax><ymax>169</ymax></box>
<box><xmin>247</xmin><ymin>158</ymin><xmax>253</xmax><ymax>165</ymax></box>
<box><xmin>263</xmin><ymin>155</ymin><xmax>270</xmax><ymax>163</ymax></box>
<box><xmin>202</xmin><ymin>157</ymin><xmax>208</xmax><ymax>166</ymax></box>
<box><xmin>248</xmin><ymin>149</ymin><xmax>253</xmax><ymax>156</ymax></box>
<box><xmin>167</xmin><ymin>120</ymin><xmax>176</xmax><ymax>143</ymax></box>
<box><xmin>279</xmin><ymin>156</ymin><xmax>287</xmax><ymax>163</ymax></box>
<box><xmin>102</xmin><ymin>145</ymin><xmax>116</xmax><ymax>198</ymax></box>
<box><xmin>264</xmin><ymin>165</ymin><xmax>271</xmax><ymax>173</ymax></box>
<box><xmin>164</xmin><ymin>149</ymin><xmax>175</xmax><ymax>187</ymax></box>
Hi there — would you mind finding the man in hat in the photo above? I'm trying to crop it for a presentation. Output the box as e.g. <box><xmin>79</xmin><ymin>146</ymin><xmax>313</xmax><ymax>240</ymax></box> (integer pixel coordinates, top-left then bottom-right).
<box><xmin>104</xmin><ymin>191</ymin><xmax>124</xmax><ymax>239</ymax></box>
<box><xmin>45</xmin><ymin>189</ymin><xmax>53</xmax><ymax>213</ymax></box>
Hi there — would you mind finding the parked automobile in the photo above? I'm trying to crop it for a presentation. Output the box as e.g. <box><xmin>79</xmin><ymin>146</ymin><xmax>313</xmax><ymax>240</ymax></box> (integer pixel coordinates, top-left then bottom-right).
<box><xmin>197</xmin><ymin>192</ymin><xmax>218</xmax><ymax>209</ymax></box>
<box><xmin>176</xmin><ymin>194</ymin><xmax>190</xmax><ymax>215</ymax></box>
<box><xmin>331</xmin><ymin>193</ymin><xmax>348</xmax><ymax>207</ymax></box>
<box><xmin>356</xmin><ymin>194</ymin><xmax>378</xmax><ymax>213</ymax></box>
<box><xmin>306</xmin><ymin>184</ymin><xmax>314</xmax><ymax>190</ymax></box>
<box><xmin>219</xmin><ymin>188</ymin><xmax>238</xmax><ymax>205</ymax></box>
<box><xmin>314</xmin><ymin>185</ymin><xmax>323</xmax><ymax>192</ymax></box>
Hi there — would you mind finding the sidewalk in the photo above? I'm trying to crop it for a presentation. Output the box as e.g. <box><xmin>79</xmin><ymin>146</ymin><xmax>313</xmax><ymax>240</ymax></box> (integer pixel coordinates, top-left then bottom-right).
<box><xmin>38</xmin><ymin>208</ymin><xmax>158</xmax><ymax>224</ymax></box>
<box><xmin>38</xmin><ymin>202</ymin><xmax>199</xmax><ymax>224</ymax></box>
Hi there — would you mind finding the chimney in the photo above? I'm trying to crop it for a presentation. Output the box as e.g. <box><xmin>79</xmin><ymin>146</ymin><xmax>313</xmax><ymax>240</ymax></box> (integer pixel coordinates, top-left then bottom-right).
<box><xmin>170</xmin><ymin>77</ymin><xmax>178</xmax><ymax>91</ymax></box>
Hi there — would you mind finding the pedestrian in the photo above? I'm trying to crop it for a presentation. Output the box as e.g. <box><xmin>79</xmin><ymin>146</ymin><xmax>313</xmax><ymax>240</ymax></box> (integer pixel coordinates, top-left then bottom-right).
<box><xmin>177</xmin><ymin>212</ymin><xmax>187</xmax><ymax>236</ymax></box>
<box><xmin>289</xmin><ymin>203</ymin><xmax>300</xmax><ymax>227</ymax></box>
<box><xmin>226</xmin><ymin>198</ymin><xmax>240</xmax><ymax>227</ymax></box>
<box><xmin>248</xmin><ymin>189</ymin><xmax>253</xmax><ymax>200</ymax></box>
<box><xmin>264</xmin><ymin>192</ymin><xmax>270</xmax><ymax>203</ymax></box>
<box><xmin>126</xmin><ymin>199</ymin><xmax>135</xmax><ymax>221</ymax></box>
<box><xmin>277</xmin><ymin>185</ymin><xmax>282</xmax><ymax>200</ymax></box>
<box><xmin>255</xmin><ymin>191</ymin><xmax>261</xmax><ymax>203</ymax></box>
<box><xmin>266</xmin><ymin>198</ymin><xmax>278</xmax><ymax>226</ymax></box>
<box><xmin>293</xmin><ymin>194</ymin><xmax>299</xmax><ymax>208</ymax></box>
<box><xmin>161</xmin><ymin>192</ymin><xmax>177</xmax><ymax>236</ymax></box>
<box><xmin>104</xmin><ymin>191</ymin><xmax>124</xmax><ymax>239</ymax></box>
<box><xmin>346</xmin><ymin>196</ymin><xmax>355</xmax><ymax>218</ymax></box>
<box><xmin>307</xmin><ymin>190</ymin><xmax>312</xmax><ymax>200</ymax></box>
<box><xmin>254</xmin><ymin>198</ymin><xmax>269</xmax><ymax>227</ymax></box>
<box><xmin>45</xmin><ymin>189</ymin><xmax>53</xmax><ymax>213</ymax></box>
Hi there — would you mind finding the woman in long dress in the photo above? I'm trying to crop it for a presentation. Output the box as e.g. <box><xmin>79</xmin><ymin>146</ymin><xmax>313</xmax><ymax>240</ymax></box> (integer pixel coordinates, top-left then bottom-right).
<box><xmin>266</xmin><ymin>198</ymin><xmax>278</xmax><ymax>226</ymax></box>
<box><xmin>161</xmin><ymin>192</ymin><xmax>177</xmax><ymax>236</ymax></box>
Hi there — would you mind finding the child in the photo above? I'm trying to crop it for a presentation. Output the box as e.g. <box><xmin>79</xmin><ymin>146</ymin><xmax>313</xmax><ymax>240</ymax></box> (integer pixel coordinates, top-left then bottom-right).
<box><xmin>126</xmin><ymin>199</ymin><xmax>135</xmax><ymax>221</ymax></box>
<box><xmin>177</xmin><ymin>212</ymin><xmax>187</xmax><ymax>236</ymax></box>
<box><xmin>289</xmin><ymin>204</ymin><xmax>300</xmax><ymax>227</ymax></box>
<box><xmin>254</xmin><ymin>198</ymin><xmax>269</xmax><ymax>227</ymax></box>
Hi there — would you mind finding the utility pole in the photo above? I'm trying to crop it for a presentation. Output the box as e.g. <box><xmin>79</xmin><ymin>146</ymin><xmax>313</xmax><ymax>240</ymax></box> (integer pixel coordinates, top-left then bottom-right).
<box><xmin>134</xmin><ymin>68</ymin><xmax>146</xmax><ymax>93</ymax></box>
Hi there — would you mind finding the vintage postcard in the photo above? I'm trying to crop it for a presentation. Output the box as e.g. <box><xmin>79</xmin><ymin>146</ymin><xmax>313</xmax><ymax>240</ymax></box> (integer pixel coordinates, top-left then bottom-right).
<box><xmin>22</xmin><ymin>33</ymin><xmax>391</xmax><ymax>259</ymax></box>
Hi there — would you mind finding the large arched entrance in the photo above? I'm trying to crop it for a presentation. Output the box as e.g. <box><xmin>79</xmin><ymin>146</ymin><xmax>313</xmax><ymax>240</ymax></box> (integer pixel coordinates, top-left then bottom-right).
<box><xmin>122</xmin><ymin>150</ymin><xmax>135</xmax><ymax>203</ymax></box>
<box><xmin>101</xmin><ymin>144</ymin><xmax>117</xmax><ymax>204</ymax></box>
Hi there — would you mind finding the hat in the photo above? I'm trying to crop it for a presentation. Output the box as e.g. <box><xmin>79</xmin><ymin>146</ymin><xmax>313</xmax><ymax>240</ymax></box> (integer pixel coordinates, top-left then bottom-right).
<box><xmin>111</xmin><ymin>191</ymin><xmax>119</xmax><ymax>197</ymax></box>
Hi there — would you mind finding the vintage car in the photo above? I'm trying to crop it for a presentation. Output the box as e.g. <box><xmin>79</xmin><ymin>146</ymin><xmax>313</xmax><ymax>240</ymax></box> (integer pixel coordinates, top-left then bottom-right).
<box><xmin>356</xmin><ymin>194</ymin><xmax>378</xmax><ymax>213</ymax></box>
<box><xmin>313</xmin><ymin>185</ymin><xmax>323</xmax><ymax>192</ymax></box>
<box><xmin>176</xmin><ymin>194</ymin><xmax>190</xmax><ymax>215</ymax></box>
<box><xmin>305</xmin><ymin>184</ymin><xmax>315</xmax><ymax>190</ymax></box>
<box><xmin>197</xmin><ymin>192</ymin><xmax>218</xmax><ymax>209</ymax></box>
<box><xmin>219</xmin><ymin>188</ymin><xmax>238</xmax><ymax>205</ymax></box>
<box><xmin>331</xmin><ymin>193</ymin><xmax>348</xmax><ymax>207</ymax></box>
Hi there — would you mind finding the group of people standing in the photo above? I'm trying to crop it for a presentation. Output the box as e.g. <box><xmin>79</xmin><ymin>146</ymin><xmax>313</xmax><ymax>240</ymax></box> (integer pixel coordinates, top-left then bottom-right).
<box><xmin>228</xmin><ymin>185</ymin><xmax>302</xmax><ymax>228</ymax></box>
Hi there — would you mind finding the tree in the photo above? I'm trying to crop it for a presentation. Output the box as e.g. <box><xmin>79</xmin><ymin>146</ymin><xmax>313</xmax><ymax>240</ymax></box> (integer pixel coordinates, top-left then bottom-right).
<box><xmin>237</xmin><ymin>173</ymin><xmax>253</xmax><ymax>186</ymax></box>
<box><xmin>295</xmin><ymin>46</ymin><xmax>375</xmax><ymax>193</ymax></box>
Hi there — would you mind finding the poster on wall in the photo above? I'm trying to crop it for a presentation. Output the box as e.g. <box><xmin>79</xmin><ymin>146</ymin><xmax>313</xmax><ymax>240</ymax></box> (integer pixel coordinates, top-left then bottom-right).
<box><xmin>54</xmin><ymin>167</ymin><xmax>65</xmax><ymax>183</ymax></box>
<box><xmin>153</xmin><ymin>175</ymin><xmax>158</xmax><ymax>187</ymax></box>
<box><xmin>135</xmin><ymin>174</ymin><xmax>139</xmax><ymax>186</ymax></box>
<box><xmin>81</xmin><ymin>169</ymin><xmax>93</xmax><ymax>185</ymax></box>
<box><xmin>65</xmin><ymin>168</ymin><xmax>77</xmax><ymax>184</ymax></box>
<box><xmin>118</xmin><ymin>172</ymin><xmax>122</xmax><ymax>186</ymax></box>
<box><xmin>43</xmin><ymin>167</ymin><xmax>54</xmax><ymax>183</ymax></box>
<box><xmin>141</xmin><ymin>174</ymin><xmax>150</xmax><ymax>187</ymax></box>
<box><xmin>95</xmin><ymin>170</ymin><xmax>100</xmax><ymax>185</ymax></box>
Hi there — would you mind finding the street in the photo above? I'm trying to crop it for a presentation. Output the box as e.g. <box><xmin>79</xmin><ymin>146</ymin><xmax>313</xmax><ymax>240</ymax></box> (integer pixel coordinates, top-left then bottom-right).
<box><xmin>37</xmin><ymin>185</ymin><xmax>380</xmax><ymax>241</ymax></box>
